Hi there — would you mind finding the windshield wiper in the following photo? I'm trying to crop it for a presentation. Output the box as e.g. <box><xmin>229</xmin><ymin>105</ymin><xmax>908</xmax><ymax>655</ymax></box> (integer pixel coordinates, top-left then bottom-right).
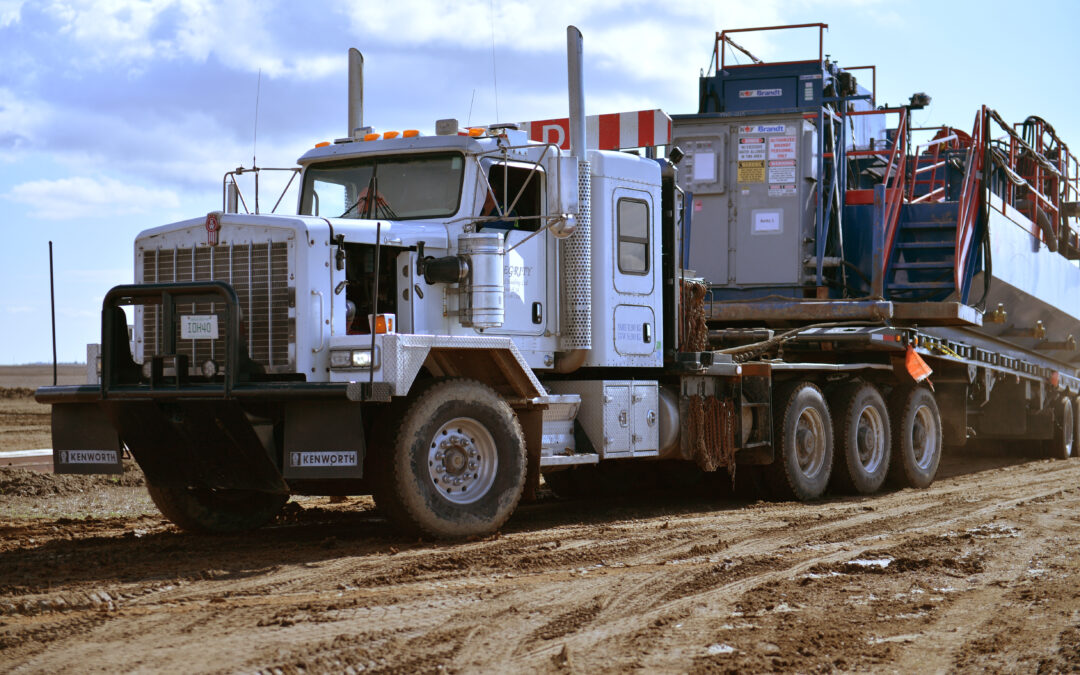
<box><xmin>338</xmin><ymin>172</ymin><xmax>399</xmax><ymax>220</ymax></box>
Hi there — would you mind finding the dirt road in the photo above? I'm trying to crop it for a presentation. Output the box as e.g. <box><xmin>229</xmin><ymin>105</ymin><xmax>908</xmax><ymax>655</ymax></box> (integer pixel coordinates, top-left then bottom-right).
<box><xmin>2</xmin><ymin>442</ymin><xmax>1080</xmax><ymax>673</ymax></box>
<box><xmin>1</xmin><ymin>375</ymin><xmax>1079</xmax><ymax>673</ymax></box>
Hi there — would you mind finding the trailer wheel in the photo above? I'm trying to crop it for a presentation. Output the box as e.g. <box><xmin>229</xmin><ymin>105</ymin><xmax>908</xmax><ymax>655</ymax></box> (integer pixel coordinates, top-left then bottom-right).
<box><xmin>766</xmin><ymin>381</ymin><xmax>833</xmax><ymax>501</ymax></box>
<box><xmin>376</xmin><ymin>379</ymin><xmax>526</xmax><ymax>540</ymax></box>
<box><xmin>888</xmin><ymin>386</ymin><xmax>942</xmax><ymax>488</ymax></box>
<box><xmin>147</xmin><ymin>485</ymin><xmax>288</xmax><ymax>533</ymax></box>
<box><xmin>830</xmin><ymin>382</ymin><xmax>891</xmax><ymax>494</ymax></box>
<box><xmin>1049</xmin><ymin>397</ymin><xmax>1076</xmax><ymax>460</ymax></box>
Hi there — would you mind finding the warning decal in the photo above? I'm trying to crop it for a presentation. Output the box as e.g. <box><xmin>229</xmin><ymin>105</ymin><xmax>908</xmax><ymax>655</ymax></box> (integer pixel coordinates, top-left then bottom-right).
<box><xmin>738</xmin><ymin>160</ymin><xmax>765</xmax><ymax>183</ymax></box>
<box><xmin>737</xmin><ymin>137</ymin><xmax>765</xmax><ymax>161</ymax></box>
<box><xmin>768</xmin><ymin>136</ymin><xmax>797</xmax><ymax>160</ymax></box>
<box><xmin>768</xmin><ymin>184</ymin><xmax>797</xmax><ymax>197</ymax></box>
<box><xmin>768</xmin><ymin>159</ymin><xmax>796</xmax><ymax>184</ymax></box>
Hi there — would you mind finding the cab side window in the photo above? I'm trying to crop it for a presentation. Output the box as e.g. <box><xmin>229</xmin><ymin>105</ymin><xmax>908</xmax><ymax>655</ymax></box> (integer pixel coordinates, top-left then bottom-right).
<box><xmin>481</xmin><ymin>165</ymin><xmax>542</xmax><ymax>231</ymax></box>
<box><xmin>617</xmin><ymin>198</ymin><xmax>649</xmax><ymax>274</ymax></box>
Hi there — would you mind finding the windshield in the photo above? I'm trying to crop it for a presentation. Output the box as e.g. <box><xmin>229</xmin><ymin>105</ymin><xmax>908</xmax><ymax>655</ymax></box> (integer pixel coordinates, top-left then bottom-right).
<box><xmin>299</xmin><ymin>152</ymin><xmax>465</xmax><ymax>220</ymax></box>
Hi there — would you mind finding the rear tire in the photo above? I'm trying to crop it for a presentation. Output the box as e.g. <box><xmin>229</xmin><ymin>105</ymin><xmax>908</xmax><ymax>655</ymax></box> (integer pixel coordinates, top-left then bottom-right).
<box><xmin>147</xmin><ymin>485</ymin><xmax>287</xmax><ymax>533</ymax></box>
<box><xmin>888</xmin><ymin>386</ymin><xmax>942</xmax><ymax>488</ymax></box>
<box><xmin>830</xmin><ymin>382</ymin><xmax>891</xmax><ymax>494</ymax></box>
<box><xmin>374</xmin><ymin>379</ymin><xmax>526</xmax><ymax>540</ymax></box>
<box><xmin>1049</xmin><ymin>397</ymin><xmax>1076</xmax><ymax>460</ymax></box>
<box><xmin>766</xmin><ymin>381</ymin><xmax>833</xmax><ymax>501</ymax></box>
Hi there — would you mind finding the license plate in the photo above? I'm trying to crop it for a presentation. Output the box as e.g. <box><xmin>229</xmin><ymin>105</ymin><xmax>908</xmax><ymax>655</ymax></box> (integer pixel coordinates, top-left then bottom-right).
<box><xmin>180</xmin><ymin>315</ymin><xmax>219</xmax><ymax>339</ymax></box>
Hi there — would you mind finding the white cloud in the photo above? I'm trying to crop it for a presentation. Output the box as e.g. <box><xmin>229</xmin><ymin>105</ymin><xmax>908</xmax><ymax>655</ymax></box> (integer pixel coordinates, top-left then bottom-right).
<box><xmin>0</xmin><ymin>0</ymin><xmax>23</xmax><ymax>26</ymax></box>
<box><xmin>6</xmin><ymin>175</ymin><xmax>180</xmax><ymax>219</ymax></box>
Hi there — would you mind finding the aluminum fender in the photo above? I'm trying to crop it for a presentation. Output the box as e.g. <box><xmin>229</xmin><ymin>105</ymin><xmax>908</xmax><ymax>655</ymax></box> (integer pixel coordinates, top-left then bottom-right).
<box><xmin>334</xmin><ymin>333</ymin><xmax>544</xmax><ymax>401</ymax></box>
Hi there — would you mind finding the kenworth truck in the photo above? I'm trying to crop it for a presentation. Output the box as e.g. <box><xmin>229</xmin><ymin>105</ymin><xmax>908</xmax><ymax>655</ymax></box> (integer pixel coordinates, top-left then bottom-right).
<box><xmin>38</xmin><ymin>25</ymin><xmax>1080</xmax><ymax>539</ymax></box>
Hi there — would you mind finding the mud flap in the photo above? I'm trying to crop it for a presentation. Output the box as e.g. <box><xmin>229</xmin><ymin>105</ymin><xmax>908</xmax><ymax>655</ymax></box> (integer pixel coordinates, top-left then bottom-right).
<box><xmin>282</xmin><ymin>400</ymin><xmax>366</xmax><ymax>480</ymax></box>
<box><xmin>52</xmin><ymin>403</ymin><xmax>123</xmax><ymax>475</ymax></box>
<box><xmin>102</xmin><ymin>399</ymin><xmax>288</xmax><ymax>493</ymax></box>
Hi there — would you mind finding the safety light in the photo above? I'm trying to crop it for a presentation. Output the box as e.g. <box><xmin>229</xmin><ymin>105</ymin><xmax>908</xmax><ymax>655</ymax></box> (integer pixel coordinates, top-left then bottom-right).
<box><xmin>364</xmin><ymin>132</ymin><xmax>380</xmax><ymax>142</ymax></box>
<box><xmin>369</xmin><ymin>313</ymin><xmax>396</xmax><ymax>334</ymax></box>
<box><xmin>383</xmin><ymin>131</ymin><xmax>400</xmax><ymax>139</ymax></box>
<box><xmin>315</xmin><ymin>141</ymin><xmax>331</xmax><ymax>148</ymax></box>
<box><xmin>403</xmin><ymin>129</ymin><xmax>420</xmax><ymax>138</ymax></box>
<box><xmin>468</xmin><ymin>127</ymin><xmax>485</xmax><ymax>137</ymax></box>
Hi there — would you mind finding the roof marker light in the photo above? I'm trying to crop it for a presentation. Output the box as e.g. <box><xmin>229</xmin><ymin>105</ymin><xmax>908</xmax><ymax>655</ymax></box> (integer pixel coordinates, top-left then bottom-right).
<box><xmin>383</xmin><ymin>131</ymin><xmax>400</xmax><ymax>139</ymax></box>
<box><xmin>364</xmin><ymin>132</ymin><xmax>380</xmax><ymax>142</ymax></box>
<box><xmin>403</xmin><ymin>129</ymin><xmax>420</xmax><ymax>138</ymax></box>
<box><xmin>315</xmin><ymin>141</ymin><xmax>331</xmax><ymax>148</ymax></box>
<box><xmin>468</xmin><ymin>127</ymin><xmax>485</xmax><ymax>137</ymax></box>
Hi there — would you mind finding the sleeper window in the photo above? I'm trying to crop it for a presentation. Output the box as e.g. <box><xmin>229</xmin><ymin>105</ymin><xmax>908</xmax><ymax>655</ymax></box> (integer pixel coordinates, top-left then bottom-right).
<box><xmin>617</xmin><ymin>198</ymin><xmax>649</xmax><ymax>275</ymax></box>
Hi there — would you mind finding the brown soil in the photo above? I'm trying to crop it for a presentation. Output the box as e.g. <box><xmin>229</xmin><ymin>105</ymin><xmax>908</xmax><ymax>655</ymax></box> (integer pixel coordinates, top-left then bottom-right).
<box><xmin>2</xmin><ymin>387</ymin><xmax>1079</xmax><ymax>673</ymax></box>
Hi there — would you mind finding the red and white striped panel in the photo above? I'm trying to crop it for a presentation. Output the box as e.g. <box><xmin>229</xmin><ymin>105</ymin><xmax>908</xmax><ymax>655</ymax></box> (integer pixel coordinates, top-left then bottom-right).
<box><xmin>520</xmin><ymin>109</ymin><xmax>671</xmax><ymax>151</ymax></box>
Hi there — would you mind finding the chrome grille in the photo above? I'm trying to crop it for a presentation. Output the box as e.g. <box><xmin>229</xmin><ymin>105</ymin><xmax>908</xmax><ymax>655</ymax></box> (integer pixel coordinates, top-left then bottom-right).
<box><xmin>141</xmin><ymin>242</ymin><xmax>293</xmax><ymax>373</ymax></box>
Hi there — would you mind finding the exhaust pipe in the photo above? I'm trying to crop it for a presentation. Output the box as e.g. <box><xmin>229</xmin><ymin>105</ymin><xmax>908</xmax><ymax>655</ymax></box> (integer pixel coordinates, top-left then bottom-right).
<box><xmin>555</xmin><ymin>25</ymin><xmax>592</xmax><ymax>371</ymax></box>
<box><xmin>348</xmin><ymin>48</ymin><xmax>364</xmax><ymax>138</ymax></box>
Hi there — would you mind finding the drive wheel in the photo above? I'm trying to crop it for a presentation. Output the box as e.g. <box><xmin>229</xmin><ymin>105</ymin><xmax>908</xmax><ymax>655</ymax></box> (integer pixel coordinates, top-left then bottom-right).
<box><xmin>766</xmin><ymin>381</ymin><xmax>833</xmax><ymax>501</ymax></box>
<box><xmin>1049</xmin><ymin>397</ymin><xmax>1076</xmax><ymax>460</ymax></box>
<box><xmin>889</xmin><ymin>386</ymin><xmax>942</xmax><ymax>488</ymax></box>
<box><xmin>147</xmin><ymin>485</ymin><xmax>288</xmax><ymax>533</ymax></box>
<box><xmin>830</xmin><ymin>382</ymin><xmax>891</xmax><ymax>494</ymax></box>
<box><xmin>376</xmin><ymin>379</ymin><xmax>526</xmax><ymax>539</ymax></box>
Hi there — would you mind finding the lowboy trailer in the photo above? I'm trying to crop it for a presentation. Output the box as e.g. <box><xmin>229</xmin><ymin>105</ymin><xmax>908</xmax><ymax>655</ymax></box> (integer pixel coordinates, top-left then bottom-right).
<box><xmin>37</xmin><ymin>24</ymin><xmax>1080</xmax><ymax>539</ymax></box>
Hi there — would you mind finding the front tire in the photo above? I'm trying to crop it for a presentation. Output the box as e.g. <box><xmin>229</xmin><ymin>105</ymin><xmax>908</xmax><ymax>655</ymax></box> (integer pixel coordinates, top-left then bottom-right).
<box><xmin>830</xmin><ymin>382</ymin><xmax>891</xmax><ymax>494</ymax></box>
<box><xmin>376</xmin><ymin>379</ymin><xmax>526</xmax><ymax>539</ymax></box>
<box><xmin>147</xmin><ymin>485</ymin><xmax>288</xmax><ymax>533</ymax></box>
<box><xmin>766</xmin><ymin>381</ymin><xmax>833</xmax><ymax>501</ymax></box>
<box><xmin>888</xmin><ymin>386</ymin><xmax>942</xmax><ymax>488</ymax></box>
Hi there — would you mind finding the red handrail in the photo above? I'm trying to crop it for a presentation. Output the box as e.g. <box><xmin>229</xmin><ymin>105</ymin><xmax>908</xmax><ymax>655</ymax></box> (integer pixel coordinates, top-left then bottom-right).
<box><xmin>880</xmin><ymin>108</ymin><xmax>909</xmax><ymax>281</ymax></box>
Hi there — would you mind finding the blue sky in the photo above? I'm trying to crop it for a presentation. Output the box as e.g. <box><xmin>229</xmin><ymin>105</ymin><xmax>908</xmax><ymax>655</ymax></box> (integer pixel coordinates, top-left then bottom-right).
<box><xmin>2</xmin><ymin>0</ymin><xmax>1078</xmax><ymax>364</ymax></box>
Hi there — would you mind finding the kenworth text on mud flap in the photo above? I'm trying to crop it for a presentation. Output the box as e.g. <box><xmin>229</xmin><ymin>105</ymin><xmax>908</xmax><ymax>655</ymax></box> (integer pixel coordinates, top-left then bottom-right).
<box><xmin>37</xmin><ymin>24</ymin><xmax>1080</xmax><ymax>539</ymax></box>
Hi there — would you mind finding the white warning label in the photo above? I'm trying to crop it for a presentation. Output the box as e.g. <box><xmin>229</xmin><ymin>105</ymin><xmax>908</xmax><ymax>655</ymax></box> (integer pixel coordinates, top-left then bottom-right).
<box><xmin>768</xmin><ymin>136</ymin><xmax>797</xmax><ymax>160</ymax></box>
<box><xmin>290</xmin><ymin>452</ymin><xmax>358</xmax><ymax>467</ymax></box>
<box><xmin>768</xmin><ymin>160</ymin><xmax>797</xmax><ymax>184</ymax></box>
<box><xmin>768</xmin><ymin>184</ymin><xmax>797</xmax><ymax>197</ymax></box>
<box><xmin>737</xmin><ymin>137</ymin><xmax>766</xmax><ymax>161</ymax></box>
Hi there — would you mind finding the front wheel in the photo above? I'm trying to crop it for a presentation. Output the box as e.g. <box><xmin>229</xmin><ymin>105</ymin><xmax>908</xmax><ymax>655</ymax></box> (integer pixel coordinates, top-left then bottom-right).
<box><xmin>375</xmin><ymin>379</ymin><xmax>526</xmax><ymax>539</ymax></box>
<box><xmin>889</xmin><ymin>386</ymin><xmax>942</xmax><ymax>488</ymax></box>
<box><xmin>147</xmin><ymin>485</ymin><xmax>288</xmax><ymax>533</ymax></box>
<box><xmin>766</xmin><ymin>381</ymin><xmax>833</xmax><ymax>501</ymax></box>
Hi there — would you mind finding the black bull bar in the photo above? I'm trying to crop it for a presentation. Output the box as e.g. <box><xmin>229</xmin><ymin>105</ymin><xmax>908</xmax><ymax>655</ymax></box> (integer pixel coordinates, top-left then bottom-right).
<box><xmin>37</xmin><ymin>282</ymin><xmax>352</xmax><ymax>494</ymax></box>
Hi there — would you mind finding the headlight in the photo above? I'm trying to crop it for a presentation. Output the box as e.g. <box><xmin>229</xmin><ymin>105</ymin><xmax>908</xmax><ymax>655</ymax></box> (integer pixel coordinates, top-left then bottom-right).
<box><xmin>330</xmin><ymin>348</ymin><xmax>377</xmax><ymax>369</ymax></box>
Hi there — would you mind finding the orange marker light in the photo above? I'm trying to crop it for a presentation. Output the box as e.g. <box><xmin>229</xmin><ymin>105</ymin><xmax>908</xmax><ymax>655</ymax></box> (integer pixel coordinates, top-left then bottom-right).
<box><xmin>468</xmin><ymin>127</ymin><xmax>485</xmax><ymax>137</ymax></box>
<box><xmin>363</xmin><ymin>133</ymin><xmax>380</xmax><ymax>141</ymax></box>
<box><xmin>403</xmin><ymin>129</ymin><xmax>420</xmax><ymax>138</ymax></box>
<box><xmin>315</xmin><ymin>141</ymin><xmax>331</xmax><ymax>148</ymax></box>
<box><xmin>383</xmin><ymin>131</ymin><xmax>400</xmax><ymax>139</ymax></box>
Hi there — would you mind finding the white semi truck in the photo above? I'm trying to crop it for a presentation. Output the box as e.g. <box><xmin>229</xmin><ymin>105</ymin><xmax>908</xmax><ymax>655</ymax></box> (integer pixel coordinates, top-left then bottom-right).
<box><xmin>38</xmin><ymin>25</ymin><xmax>1080</xmax><ymax>539</ymax></box>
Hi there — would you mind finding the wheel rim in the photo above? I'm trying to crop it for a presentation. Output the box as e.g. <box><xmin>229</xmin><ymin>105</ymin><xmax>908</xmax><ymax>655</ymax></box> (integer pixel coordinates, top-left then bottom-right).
<box><xmin>794</xmin><ymin>405</ymin><xmax>827</xmax><ymax>477</ymax></box>
<box><xmin>911</xmin><ymin>404</ymin><xmax>939</xmax><ymax>470</ymax></box>
<box><xmin>426</xmin><ymin>417</ymin><xmax>498</xmax><ymax>505</ymax></box>
<box><xmin>854</xmin><ymin>403</ymin><xmax>886</xmax><ymax>473</ymax></box>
